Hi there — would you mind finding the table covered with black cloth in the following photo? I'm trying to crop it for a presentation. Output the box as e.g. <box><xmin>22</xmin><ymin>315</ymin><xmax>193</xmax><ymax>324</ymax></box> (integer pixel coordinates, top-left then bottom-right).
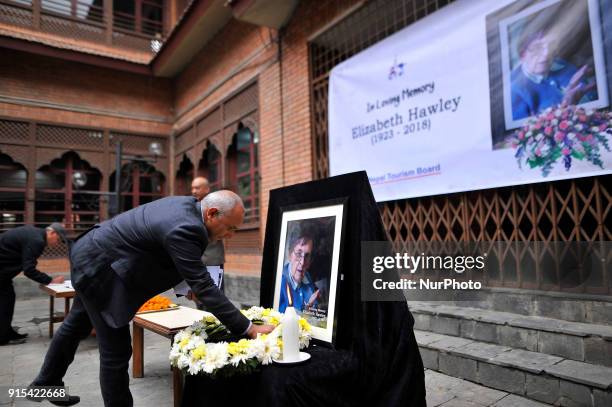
<box><xmin>181</xmin><ymin>172</ymin><xmax>426</xmax><ymax>407</ymax></box>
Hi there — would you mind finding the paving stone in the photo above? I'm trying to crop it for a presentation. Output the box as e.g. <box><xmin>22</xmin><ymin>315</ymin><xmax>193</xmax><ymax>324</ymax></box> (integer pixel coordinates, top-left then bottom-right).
<box><xmin>431</xmin><ymin>336</ymin><xmax>474</xmax><ymax>352</ymax></box>
<box><xmin>420</xmin><ymin>347</ymin><xmax>439</xmax><ymax>370</ymax></box>
<box><xmin>413</xmin><ymin>313</ymin><xmax>432</xmax><ymax>331</ymax></box>
<box><xmin>439</xmin><ymin>353</ymin><xmax>478</xmax><ymax>382</ymax></box>
<box><xmin>498</xmin><ymin>325</ymin><xmax>538</xmax><ymax>352</ymax></box>
<box><xmin>545</xmin><ymin>360</ymin><xmax>612</xmax><ymax>390</ymax></box>
<box><xmin>439</xmin><ymin>398</ymin><xmax>483</xmax><ymax>407</ymax></box>
<box><xmin>447</xmin><ymin>380</ymin><xmax>507</xmax><ymax>406</ymax></box>
<box><xmin>592</xmin><ymin>389</ymin><xmax>612</xmax><ymax>407</ymax></box>
<box><xmin>454</xmin><ymin>341</ymin><xmax>511</xmax><ymax>363</ymax></box>
<box><xmin>432</xmin><ymin>316</ymin><xmax>461</xmax><ymax>336</ymax></box>
<box><xmin>559</xmin><ymin>381</ymin><xmax>593</xmax><ymax>407</ymax></box>
<box><xmin>537</xmin><ymin>331</ymin><xmax>584</xmax><ymax>361</ymax></box>
<box><xmin>493</xmin><ymin>394</ymin><xmax>553</xmax><ymax>407</ymax></box>
<box><xmin>415</xmin><ymin>330</ymin><xmax>447</xmax><ymax>346</ymax></box>
<box><xmin>583</xmin><ymin>337</ymin><xmax>612</xmax><ymax>367</ymax></box>
<box><xmin>525</xmin><ymin>373</ymin><xmax>560</xmax><ymax>404</ymax></box>
<box><xmin>460</xmin><ymin>320</ymin><xmax>499</xmax><ymax>343</ymax></box>
<box><xmin>492</xmin><ymin>348</ymin><xmax>564</xmax><ymax>374</ymax></box>
<box><xmin>478</xmin><ymin>363</ymin><xmax>525</xmax><ymax>395</ymax></box>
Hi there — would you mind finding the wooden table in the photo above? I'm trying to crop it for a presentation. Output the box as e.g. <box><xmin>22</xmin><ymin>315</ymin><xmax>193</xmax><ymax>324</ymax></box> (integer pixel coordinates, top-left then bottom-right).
<box><xmin>39</xmin><ymin>282</ymin><xmax>76</xmax><ymax>338</ymax></box>
<box><xmin>132</xmin><ymin>306</ymin><xmax>209</xmax><ymax>407</ymax></box>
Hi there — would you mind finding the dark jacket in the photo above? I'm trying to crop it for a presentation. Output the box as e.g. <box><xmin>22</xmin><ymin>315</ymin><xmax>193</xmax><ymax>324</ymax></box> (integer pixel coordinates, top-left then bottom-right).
<box><xmin>0</xmin><ymin>226</ymin><xmax>52</xmax><ymax>284</ymax></box>
<box><xmin>70</xmin><ymin>196</ymin><xmax>250</xmax><ymax>333</ymax></box>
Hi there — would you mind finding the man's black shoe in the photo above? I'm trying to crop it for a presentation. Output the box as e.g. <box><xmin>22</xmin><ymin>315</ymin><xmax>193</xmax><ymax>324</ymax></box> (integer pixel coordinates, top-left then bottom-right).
<box><xmin>0</xmin><ymin>337</ymin><xmax>26</xmax><ymax>345</ymax></box>
<box><xmin>26</xmin><ymin>384</ymin><xmax>80</xmax><ymax>406</ymax></box>
<box><xmin>10</xmin><ymin>329</ymin><xmax>28</xmax><ymax>340</ymax></box>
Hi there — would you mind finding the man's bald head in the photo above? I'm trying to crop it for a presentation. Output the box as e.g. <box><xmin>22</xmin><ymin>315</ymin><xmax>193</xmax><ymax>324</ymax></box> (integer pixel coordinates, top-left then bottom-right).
<box><xmin>202</xmin><ymin>190</ymin><xmax>245</xmax><ymax>241</ymax></box>
<box><xmin>191</xmin><ymin>176</ymin><xmax>210</xmax><ymax>201</ymax></box>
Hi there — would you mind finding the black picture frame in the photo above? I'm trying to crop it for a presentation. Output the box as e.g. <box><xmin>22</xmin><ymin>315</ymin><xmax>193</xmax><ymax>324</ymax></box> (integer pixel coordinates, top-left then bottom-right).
<box><xmin>268</xmin><ymin>198</ymin><xmax>347</xmax><ymax>346</ymax></box>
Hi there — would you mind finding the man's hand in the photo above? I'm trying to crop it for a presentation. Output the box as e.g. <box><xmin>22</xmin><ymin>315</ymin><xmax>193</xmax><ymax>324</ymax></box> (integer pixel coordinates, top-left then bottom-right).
<box><xmin>50</xmin><ymin>276</ymin><xmax>65</xmax><ymax>284</ymax></box>
<box><xmin>247</xmin><ymin>323</ymin><xmax>275</xmax><ymax>339</ymax></box>
<box><xmin>186</xmin><ymin>290</ymin><xmax>202</xmax><ymax>305</ymax></box>
<box><xmin>306</xmin><ymin>289</ymin><xmax>320</xmax><ymax>308</ymax></box>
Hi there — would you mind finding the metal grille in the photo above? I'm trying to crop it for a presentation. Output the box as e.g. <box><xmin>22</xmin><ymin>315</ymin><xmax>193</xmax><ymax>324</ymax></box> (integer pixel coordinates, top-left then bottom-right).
<box><xmin>0</xmin><ymin>1</ymin><xmax>33</xmax><ymax>28</ymax></box>
<box><xmin>197</xmin><ymin>108</ymin><xmax>222</xmax><ymax>140</ymax></box>
<box><xmin>308</xmin><ymin>0</ymin><xmax>611</xmax><ymax>294</ymax></box>
<box><xmin>223</xmin><ymin>83</ymin><xmax>259</xmax><ymax>125</ymax></box>
<box><xmin>37</xmin><ymin>125</ymin><xmax>104</xmax><ymax>148</ymax></box>
<box><xmin>40</xmin><ymin>241</ymin><xmax>69</xmax><ymax>258</ymax></box>
<box><xmin>112</xmin><ymin>30</ymin><xmax>152</xmax><ymax>51</ymax></box>
<box><xmin>0</xmin><ymin>119</ymin><xmax>29</xmax><ymax>143</ymax></box>
<box><xmin>40</xmin><ymin>13</ymin><xmax>106</xmax><ymax>43</ymax></box>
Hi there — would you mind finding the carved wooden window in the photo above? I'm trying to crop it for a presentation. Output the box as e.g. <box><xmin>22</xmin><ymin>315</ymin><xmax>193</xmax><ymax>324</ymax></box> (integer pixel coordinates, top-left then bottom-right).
<box><xmin>110</xmin><ymin>162</ymin><xmax>165</xmax><ymax>211</ymax></box>
<box><xmin>35</xmin><ymin>151</ymin><xmax>102</xmax><ymax>233</ymax></box>
<box><xmin>175</xmin><ymin>155</ymin><xmax>194</xmax><ymax>197</ymax></box>
<box><xmin>0</xmin><ymin>153</ymin><xmax>27</xmax><ymax>232</ymax></box>
<box><xmin>227</xmin><ymin>124</ymin><xmax>259</xmax><ymax>224</ymax></box>
<box><xmin>198</xmin><ymin>142</ymin><xmax>221</xmax><ymax>192</ymax></box>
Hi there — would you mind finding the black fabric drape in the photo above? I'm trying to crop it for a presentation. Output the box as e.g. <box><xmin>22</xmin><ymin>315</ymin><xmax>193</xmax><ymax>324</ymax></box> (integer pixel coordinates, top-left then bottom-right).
<box><xmin>182</xmin><ymin>172</ymin><xmax>425</xmax><ymax>407</ymax></box>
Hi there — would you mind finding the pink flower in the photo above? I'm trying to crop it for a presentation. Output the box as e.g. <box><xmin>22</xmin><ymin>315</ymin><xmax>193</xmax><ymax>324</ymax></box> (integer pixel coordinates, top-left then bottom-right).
<box><xmin>562</xmin><ymin>148</ymin><xmax>571</xmax><ymax>156</ymax></box>
<box><xmin>546</xmin><ymin>113</ymin><xmax>554</xmax><ymax>121</ymax></box>
<box><xmin>534</xmin><ymin>121</ymin><xmax>542</xmax><ymax>130</ymax></box>
<box><xmin>544</xmin><ymin>126</ymin><xmax>553</xmax><ymax>136</ymax></box>
<box><xmin>586</xmin><ymin>134</ymin><xmax>594</xmax><ymax>142</ymax></box>
<box><xmin>511</xmin><ymin>142</ymin><xmax>518</xmax><ymax>148</ymax></box>
<box><xmin>518</xmin><ymin>131</ymin><xmax>525</xmax><ymax>140</ymax></box>
<box><xmin>578</xmin><ymin>115</ymin><xmax>587</xmax><ymax>122</ymax></box>
<box><xmin>554</xmin><ymin>132</ymin><xmax>565</xmax><ymax>142</ymax></box>
<box><xmin>559</xmin><ymin>121</ymin><xmax>569</xmax><ymax>130</ymax></box>
<box><xmin>535</xmin><ymin>148</ymin><xmax>542</xmax><ymax>156</ymax></box>
<box><xmin>600</xmin><ymin>124</ymin><xmax>608</xmax><ymax>132</ymax></box>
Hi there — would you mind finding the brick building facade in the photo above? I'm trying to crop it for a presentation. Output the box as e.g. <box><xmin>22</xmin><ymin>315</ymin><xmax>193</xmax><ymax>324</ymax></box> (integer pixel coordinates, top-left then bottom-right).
<box><xmin>1</xmin><ymin>0</ymin><xmax>610</xmax><ymax>286</ymax></box>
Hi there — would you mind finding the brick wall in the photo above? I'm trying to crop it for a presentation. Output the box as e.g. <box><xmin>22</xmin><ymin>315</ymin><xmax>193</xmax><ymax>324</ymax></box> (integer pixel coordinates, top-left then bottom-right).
<box><xmin>0</xmin><ymin>48</ymin><xmax>172</xmax><ymax>133</ymax></box>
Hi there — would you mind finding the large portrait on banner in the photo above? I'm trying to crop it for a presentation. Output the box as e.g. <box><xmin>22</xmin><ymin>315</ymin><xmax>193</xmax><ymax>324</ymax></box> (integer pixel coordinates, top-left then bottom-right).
<box><xmin>272</xmin><ymin>202</ymin><xmax>346</xmax><ymax>345</ymax></box>
<box><xmin>487</xmin><ymin>0</ymin><xmax>611</xmax><ymax>149</ymax></box>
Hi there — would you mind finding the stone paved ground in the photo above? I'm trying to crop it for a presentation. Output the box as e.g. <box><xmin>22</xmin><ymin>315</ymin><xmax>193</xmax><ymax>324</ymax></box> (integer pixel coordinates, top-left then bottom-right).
<box><xmin>0</xmin><ymin>295</ymin><xmax>552</xmax><ymax>407</ymax></box>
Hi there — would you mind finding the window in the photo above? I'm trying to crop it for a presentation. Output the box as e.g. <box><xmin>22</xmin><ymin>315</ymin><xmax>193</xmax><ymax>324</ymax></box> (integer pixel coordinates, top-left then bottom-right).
<box><xmin>227</xmin><ymin>124</ymin><xmax>259</xmax><ymax>224</ymax></box>
<box><xmin>110</xmin><ymin>162</ymin><xmax>165</xmax><ymax>211</ymax></box>
<box><xmin>35</xmin><ymin>152</ymin><xmax>102</xmax><ymax>234</ymax></box>
<box><xmin>198</xmin><ymin>142</ymin><xmax>221</xmax><ymax>192</ymax></box>
<box><xmin>113</xmin><ymin>0</ymin><xmax>164</xmax><ymax>36</ymax></box>
<box><xmin>175</xmin><ymin>155</ymin><xmax>194</xmax><ymax>196</ymax></box>
<box><xmin>0</xmin><ymin>154</ymin><xmax>27</xmax><ymax>232</ymax></box>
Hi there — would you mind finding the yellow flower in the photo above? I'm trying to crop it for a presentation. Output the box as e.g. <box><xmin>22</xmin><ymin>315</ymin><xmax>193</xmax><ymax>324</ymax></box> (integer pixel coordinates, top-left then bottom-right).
<box><xmin>268</xmin><ymin>317</ymin><xmax>280</xmax><ymax>326</ymax></box>
<box><xmin>299</xmin><ymin>318</ymin><xmax>312</xmax><ymax>332</ymax></box>
<box><xmin>262</xmin><ymin>309</ymin><xmax>271</xmax><ymax>317</ymax></box>
<box><xmin>228</xmin><ymin>339</ymin><xmax>249</xmax><ymax>356</ymax></box>
<box><xmin>192</xmin><ymin>344</ymin><xmax>206</xmax><ymax>360</ymax></box>
<box><xmin>204</xmin><ymin>315</ymin><xmax>218</xmax><ymax>324</ymax></box>
<box><xmin>179</xmin><ymin>337</ymin><xmax>190</xmax><ymax>350</ymax></box>
<box><xmin>277</xmin><ymin>338</ymin><xmax>283</xmax><ymax>351</ymax></box>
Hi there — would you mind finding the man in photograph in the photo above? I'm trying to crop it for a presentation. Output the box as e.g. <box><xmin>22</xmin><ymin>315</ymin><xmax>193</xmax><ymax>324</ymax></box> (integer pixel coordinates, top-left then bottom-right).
<box><xmin>0</xmin><ymin>223</ymin><xmax>67</xmax><ymax>346</ymax></box>
<box><xmin>31</xmin><ymin>191</ymin><xmax>273</xmax><ymax>406</ymax></box>
<box><xmin>279</xmin><ymin>228</ymin><xmax>320</xmax><ymax>313</ymax></box>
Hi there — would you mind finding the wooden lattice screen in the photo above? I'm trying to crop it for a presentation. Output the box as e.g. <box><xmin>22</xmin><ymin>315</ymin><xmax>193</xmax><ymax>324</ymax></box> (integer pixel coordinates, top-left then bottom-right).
<box><xmin>308</xmin><ymin>0</ymin><xmax>611</xmax><ymax>294</ymax></box>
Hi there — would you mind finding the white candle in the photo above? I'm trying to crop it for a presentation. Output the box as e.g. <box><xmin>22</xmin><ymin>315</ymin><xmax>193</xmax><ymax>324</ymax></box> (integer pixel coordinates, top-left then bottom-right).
<box><xmin>282</xmin><ymin>306</ymin><xmax>300</xmax><ymax>362</ymax></box>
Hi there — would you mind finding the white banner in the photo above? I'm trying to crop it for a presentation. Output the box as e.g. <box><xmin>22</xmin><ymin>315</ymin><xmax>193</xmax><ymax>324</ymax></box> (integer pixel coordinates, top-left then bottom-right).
<box><xmin>329</xmin><ymin>0</ymin><xmax>612</xmax><ymax>202</ymax></box>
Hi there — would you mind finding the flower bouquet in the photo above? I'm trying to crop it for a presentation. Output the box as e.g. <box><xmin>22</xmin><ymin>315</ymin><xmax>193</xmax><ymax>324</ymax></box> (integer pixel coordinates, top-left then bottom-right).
<box><xmin>169</xmin><ymin>306</ymin><xmax>312</xmax><ymax>378</ymax></box>
<box><xmin>512</xmin><ymin>105</ymin><xmax>611</xmax><ymax>177</ymax></box>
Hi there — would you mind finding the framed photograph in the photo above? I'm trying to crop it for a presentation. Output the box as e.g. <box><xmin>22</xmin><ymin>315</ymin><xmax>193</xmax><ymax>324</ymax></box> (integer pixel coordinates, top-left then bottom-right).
<box><xmin>487</xmin><ymin>0</ymin><xmax>611</xmax><ymax>149</ymax></box>
<box><xmin>272</xmin><ymin>200</ymin><xmax>346</xmax><ymax>345</ymax></box>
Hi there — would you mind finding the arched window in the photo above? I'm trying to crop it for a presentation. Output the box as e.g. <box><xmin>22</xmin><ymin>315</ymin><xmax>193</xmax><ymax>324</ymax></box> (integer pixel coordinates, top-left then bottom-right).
<box><xmin>175</xmin><ymin>155</ymin><xmax>194</xmax><ymax>196</ymax></box>
<box><xmin>110</xmin><ymin>162</ymin><xmax>165</xmax><ymax>211</ymax></box>
<box><xmin>0</xmin><ymin>153</ymin><xmax>27</xmax><ymax>232</ymax></box>
<box><xmin>198</xmin><ymin>142</ymin><xmax>221</xmax><ymax>192</ymax></box>
<box><xmin>35</xmin><ymin>152</ymin><xmax>102</xmax><ymax>233</ymax></box>
<box><xmin>227</xmin><ymin>124</ymin><xmax>259</xmax><ymax>223</ymax></box>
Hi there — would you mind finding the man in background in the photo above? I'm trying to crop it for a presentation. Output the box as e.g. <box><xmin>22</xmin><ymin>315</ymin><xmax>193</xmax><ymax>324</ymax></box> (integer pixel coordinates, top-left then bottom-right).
<box><xmin>0</xmin><ymin>223</ymin><xmax>67</xmax><ymax>345</ymax></box>
<box><xmin>191</xmin><ymin>176</ymin><xmax>225</xmax><ymax>292</ymax></box>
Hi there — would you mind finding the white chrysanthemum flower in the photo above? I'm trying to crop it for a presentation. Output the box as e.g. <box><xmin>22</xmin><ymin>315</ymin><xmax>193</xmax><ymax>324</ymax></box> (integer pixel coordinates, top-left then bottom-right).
<box><xmin>177</xmin><ymin>354</ymin><xmax>190</xmax><ymax>369</ymax></box>
<box><xmin>203</xmin><ymin>342</ymin><xmax>229</xmax><ymax>371</ymax></box>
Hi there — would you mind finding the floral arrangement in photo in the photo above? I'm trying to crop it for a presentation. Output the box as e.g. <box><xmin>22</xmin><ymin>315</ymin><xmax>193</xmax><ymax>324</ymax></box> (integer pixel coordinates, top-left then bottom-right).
<box><xmin>512</xmin><ymin>105</ymin><xmax>611</xmax><ymax>177</ymax></box>
<box><xmin>169</xmin><ymin>306</ymin><xmax>312</xmax><ymax>378</ymax></box>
